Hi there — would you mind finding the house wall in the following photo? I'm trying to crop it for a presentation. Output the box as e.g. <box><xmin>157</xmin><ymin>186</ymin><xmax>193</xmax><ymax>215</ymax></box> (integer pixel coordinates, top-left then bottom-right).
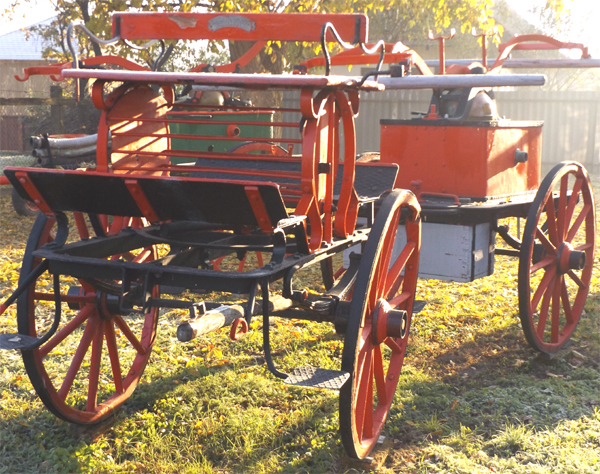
<box><xmin>0</xmin><ymin>60</ymin><xmax>54</xmax><ymax>115</ymax></box>
<box><xmin>282</xmin><ymin>89</ymin><xmax>600</xmax><ymax>174</ymax></box>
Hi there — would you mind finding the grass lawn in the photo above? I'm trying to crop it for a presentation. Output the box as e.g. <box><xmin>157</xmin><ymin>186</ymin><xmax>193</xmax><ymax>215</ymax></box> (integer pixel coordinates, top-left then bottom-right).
<box><xmin>0</xmin><ymin>173</ymin><xmax>598</xmax><ymax>474</ymax></box>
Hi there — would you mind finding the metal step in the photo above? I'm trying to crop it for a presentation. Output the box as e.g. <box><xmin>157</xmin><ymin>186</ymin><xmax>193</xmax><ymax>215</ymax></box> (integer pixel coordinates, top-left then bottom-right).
<box><xmin>0</xmin><ymin>333</ymin><xmax>40</xmax><ymax>351</ymax></box>
<box><xmin>283</xmin><ymin>366</ymin><xmax>350</xmax><ymax>390</ymax></box>
<box><xmin>413</xmin><ymin>300</ymin><xmax>427</xmax><ymax>313</ymax></box>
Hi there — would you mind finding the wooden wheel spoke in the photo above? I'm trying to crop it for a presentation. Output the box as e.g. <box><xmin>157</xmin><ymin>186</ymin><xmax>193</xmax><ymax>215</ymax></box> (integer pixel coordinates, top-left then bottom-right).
<box><xmin>384</xmin><ymin>337</ymin><xmax>403</xmax><ymax>354</ymax></box>
<box><xmin>130</xmin><ymin>217</ymin><xmax>143</xmax><ymax>229</ymax></box>
<box><xmin>114</xmin><ymin>316</ymin><xmax>147</xmax><ymax>355</ymax></box>
<box><xmin>556</xmin><ymin>175</ymin><xmax>569</xmax><ymax>240</ymax></box>
<box><xmin>536</xmin><ymin>279</ymin><xmax>553</xmax><ymax>339</ymax></box>
<box><xmin>108</xmin><ymin>216</ymin><xmax>125</xmax><ymax>236</ymax></box>
<box><xmin>58</xmin><ymin>316</ymin><xmax>98</xmax><ymax>401</ymax></box>
<box><xmin>87</xmin><ymin>321</ymin><xmax>105</xmax><ymax>412</ymax></box>
<box><xmin>574</xmin><ymin>242</ymin><xmax>593</xmax><ymax>252</ymax></box>
<box><xmin>98</xmin><ymin>215</ymin><xmax>109</xmax><ymax>234</ymax></box>
<box><xmin>388</xmin><ymin>291</ymin><xmax>411</xmax><ymax>309</ymax></box>
<box><xmin>385</xmin><ymin>242</ymin><xmax>416</xmax><ymax>297</ymax></box>
<box><xmin>566</xmin><ymin>270</ymin><xmax>587</xmax><ymax>290</ymax></box>
<box><xmin>362</xmin><ymin>362</ymin><xmax>374</xmax><ymax>440</ymax></box>
<box><xmin>564</xmin><ymin>177</ymin><xmax>583</xmax><ymax>228</ymax></box>
<box><xmin>354</xmin><ymin>343</ymin><xmax>373</xmax><ymax>439</ymax></box>
<box><xmin>212</xmin><ymin>256</ymin><xmax>225</xmax><ymax>271</ymax></box>
<box><xmin>379</xmin><ymin>212</ymin><xmax>401</xmax><ymax>275</ymax></box>
<box><xmin>371</xmin><ymin>258</ymin><xmax>387</xmax><ymax>306</ymax></box>
<box><xmin>73</xmin><ymin>212</ymin><xmax>90</xmax><ymax>240</ymax></box>
<box><xmin>566</xmin><ymin>203</ymin><xmax>591</xmax><ymax>242</ymax></box>
<box><xmin>133</xmin><ymin>247</ymin><xmax>153</xmax><ymax>263</ymax></box>
<box><xmin>530</xmin><ymin>255</ymin><xmax>555</xmax><ymax>274</ymax></box>
<box><xmin>356</xmin><ymin>326</ymin><xmax>371</xmax><ymax>363</ymax></box>
<box><xmin>104</xmin><ymin>320</ymin><xmax>124</xmax><ymax>394</ymax></box>
<box><xmin>560</xmin><ymin>279</ymin><xmax>574</xmax><ymax>325</ymax></box>
<box><xmin>387</xmin><ymin>276</ymin><xmax>405</xmax><ymax>302</ymax></box>
<box><xmin>531</xmin><ymin>267</ymin><xmax>556</xmax><ymax>313</ymax></box>
<box><xmin>545</xmin><ymin>198</ymin><xmax>559</xmax><ymax>246</ymax></box>
<box><xmin>237</xmin><ymin>252</ymin><xmax>248</xmax><ymax>272</ymax></box>
<box><xmin>39</xmin><ymin>305</ymin><xmax>94</xmax><ymax>358</ymax></box>
<box><xmin>551</xmin><ymin>276</ymin><xmax>562</xmax><ymax>343</ymax></box>
<box><xmin>535</xmin><ymin>227</ymin><xmax>556</xmax><ymax>254</ymax></box>
<box><xmin>373</xmin><ymin>345</ymin><xmax>388</xmax><ymax>407</ymax></box>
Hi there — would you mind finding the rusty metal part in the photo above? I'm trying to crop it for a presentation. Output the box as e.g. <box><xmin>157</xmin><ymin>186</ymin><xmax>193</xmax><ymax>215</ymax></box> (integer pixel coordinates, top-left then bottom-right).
<box><xmin>176</xmin><ymin>295</ymin><xmax>293</xmax><ymax>342</ymax></box>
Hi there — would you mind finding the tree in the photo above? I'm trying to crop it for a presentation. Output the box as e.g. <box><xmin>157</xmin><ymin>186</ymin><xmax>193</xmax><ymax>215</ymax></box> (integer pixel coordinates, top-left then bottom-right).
<box><xmin>3</xmin><ymin>0</ymin><xmax>500</xmax><ymax>73</ymax></box>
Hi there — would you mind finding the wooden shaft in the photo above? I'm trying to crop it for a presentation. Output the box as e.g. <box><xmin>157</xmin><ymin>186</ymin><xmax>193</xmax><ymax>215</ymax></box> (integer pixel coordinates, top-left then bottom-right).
<box><xmin>379</xmin><ymin>73</ymin><xmax>545</xmax><ymax>89</ymax></box>
<box><xmin>425</xmin><ymin>58</ymin><xmax>600</xmax><ymax>69</ymax></box>
<box><xmin>176</xmin><ymin>295</ymin><xmax>294</xmax><ymax>342</ymax></box>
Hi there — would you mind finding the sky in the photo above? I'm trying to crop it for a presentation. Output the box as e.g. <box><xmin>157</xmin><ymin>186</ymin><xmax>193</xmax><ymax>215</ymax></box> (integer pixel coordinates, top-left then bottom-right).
<box><xmin>1</xmin><ymin>0</ymin><xmax>599</xmax><ymax>57</ymax></box>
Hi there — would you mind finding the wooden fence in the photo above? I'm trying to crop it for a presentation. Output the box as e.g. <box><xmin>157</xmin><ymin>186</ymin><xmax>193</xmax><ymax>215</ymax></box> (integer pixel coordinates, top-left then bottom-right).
<box><xmin>283</xmin><ymin>89</ymin><xmax>600</xmax><ymax>174</ymax></box>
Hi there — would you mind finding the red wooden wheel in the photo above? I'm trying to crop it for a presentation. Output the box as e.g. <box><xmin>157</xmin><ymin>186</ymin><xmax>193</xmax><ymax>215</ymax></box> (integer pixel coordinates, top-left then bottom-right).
<box><xmin>339</xmin><ymin>189</ymin><xmax>421</xmax><ymax>459</ymax></box>
<box><xmin>207</xmin><ymin>141</ymin><xmax>288</xmax><ymax>272</ymax></box>
<box><xmin>11</xmin><ymin>187</ymin><xmax>39</xmax><ymax>217</ymax></box>
<box><xmin>518</xmin><ymin>162</ymin><xmax>596</xmax><ymax>353</ymax></box>
<box><xmin>17</xmin><ymin>213</ymin><xmax>159</xmax><ymax>423</ymax></box>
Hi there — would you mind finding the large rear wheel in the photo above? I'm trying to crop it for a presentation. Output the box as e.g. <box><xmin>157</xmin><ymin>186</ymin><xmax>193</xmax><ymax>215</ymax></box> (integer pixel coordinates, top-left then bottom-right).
<box><xmin>518</xmin><ymin>162</ymin><xmax>596</xmax><ymax>353</ymax></box>
<box><xmin>339</xmin><ymin>189</ymin><xmax>421</xmax><ymax>459</ymax></box>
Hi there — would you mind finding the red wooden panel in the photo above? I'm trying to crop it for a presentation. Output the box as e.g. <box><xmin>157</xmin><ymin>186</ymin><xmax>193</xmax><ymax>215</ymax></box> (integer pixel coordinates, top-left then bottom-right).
<box><xmin>112</xmin><ymin>12</ymin><xmax>368</xmax><ymax>44</ymax></box>
<box><xmin>380</xmin><ymin>120</ymin><xmax>542</xmax><ymax>199</ymax></box>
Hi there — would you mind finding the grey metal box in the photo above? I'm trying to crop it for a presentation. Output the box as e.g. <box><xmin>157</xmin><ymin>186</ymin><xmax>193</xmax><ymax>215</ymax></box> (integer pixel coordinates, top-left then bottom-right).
<box><xmin>393</xmin><ymin>222</ymin><xmax>496</xmax><ymax>282</ymax></box>
<box><xmin>344</xmin><ymin>222</ymin><xmax>496</xmax><ymax>283</ymax></box>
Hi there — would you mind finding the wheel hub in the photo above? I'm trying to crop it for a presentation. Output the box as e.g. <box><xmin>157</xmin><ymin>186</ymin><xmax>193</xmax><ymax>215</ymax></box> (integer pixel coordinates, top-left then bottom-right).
<box><xmin>372</xmin><ymin>298</ymin><xmax>408</xmax><ymax>345</ymax></box>
<box><xmin>96</xmin><ymin>292</ymin><xmax>121</xmax><ymax>320</ymax></box>
<box><xmin>557</xmin><ymin>242</ymin><xmax>586</xmax><ymax>274</ymax></box>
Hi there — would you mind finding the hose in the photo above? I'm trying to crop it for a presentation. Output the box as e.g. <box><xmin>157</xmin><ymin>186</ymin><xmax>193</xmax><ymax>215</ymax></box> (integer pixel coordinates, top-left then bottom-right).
<box><xmin>29</xmin><ymin>133</ymin><xmax>100</xmax><ymax>149</ymax></box>
<box><xmin>32</xmin><ymin>144</ymin><xmax>100</xmax><ymax>158</ymax></box>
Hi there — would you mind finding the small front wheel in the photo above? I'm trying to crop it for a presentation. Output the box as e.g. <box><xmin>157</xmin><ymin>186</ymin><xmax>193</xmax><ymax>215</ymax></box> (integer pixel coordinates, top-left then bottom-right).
<box><xmin>11</xmin><ymin>187</ymin><xmax>39</xmax><ymax>217</ymax></box>
<box><xmin>339</xmin><ymin>189</ymin><xmax>421</xmax><ymax>459</ymax></box>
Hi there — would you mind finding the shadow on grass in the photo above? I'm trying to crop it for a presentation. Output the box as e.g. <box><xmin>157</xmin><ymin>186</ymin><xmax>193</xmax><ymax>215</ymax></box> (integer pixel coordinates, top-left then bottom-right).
<box><xmin>384</xmin><ymin>318</ymin><xmax>600</xmax><ymax>464</ymax></box>
<box><xmin>0</xmin><ymin>343</ymin><xmax>343</xmax><ymax>474</ymax></box>
<box><xmin>1</xmin><ymin>292</ymin><xmax>598</xmax><ymax>473</ymax></box>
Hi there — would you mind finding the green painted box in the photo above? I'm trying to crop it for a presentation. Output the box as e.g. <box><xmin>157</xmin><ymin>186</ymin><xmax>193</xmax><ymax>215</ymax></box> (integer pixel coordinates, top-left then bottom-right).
<box><xmin>167</xmin><ymin>110</ymin><xmax>274</xmax><ymax>164</ymax></box>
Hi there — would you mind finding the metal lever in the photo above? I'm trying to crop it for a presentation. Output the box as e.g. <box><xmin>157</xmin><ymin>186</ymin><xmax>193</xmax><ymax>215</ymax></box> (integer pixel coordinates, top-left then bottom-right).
<box><xmin>428</xmin><ymin>29</ymin><xmax>456</xmax><ymax>75</ymax></box>
<box><xmin>471</xmin><ymin>27</ymin><xmax>499</xmax><ymax>69</ymax></box>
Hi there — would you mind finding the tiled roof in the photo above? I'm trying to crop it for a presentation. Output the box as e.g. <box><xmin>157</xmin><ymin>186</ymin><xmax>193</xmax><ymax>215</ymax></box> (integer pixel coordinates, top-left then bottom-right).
<box><xmin>0</xmin><ymin>17</ymin><xmax>56</xmax><ymax>61</ymax></box>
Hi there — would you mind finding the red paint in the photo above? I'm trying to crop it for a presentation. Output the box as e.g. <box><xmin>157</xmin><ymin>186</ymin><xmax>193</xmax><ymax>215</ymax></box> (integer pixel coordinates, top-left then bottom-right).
<box><xmin>113</xmin><ymin>12</ymin><xmax>367</xmax><ymax>44</ymax></box>
<box><xmin>125</xmin><ymin>179</ymin><xmax>160</xmax><ymax>223</ymax></box>
<box><xmin>245</xmin><ymin>186</ymin><xmax>273</xmax><ymax>233</ymax></box>
<box><xmin>380</xmin><ymin>121</ymin><xmax>542</xmax><ymax>198</ymax></box>
<box><xmin>14</xmin><ymin>171</ymin><xmax>53</xmax><ymax>215</ymax></box>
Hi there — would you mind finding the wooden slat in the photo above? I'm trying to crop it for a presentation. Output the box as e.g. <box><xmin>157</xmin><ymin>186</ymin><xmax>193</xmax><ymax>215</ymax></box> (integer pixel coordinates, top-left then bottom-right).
<box><xmin>113</xmin><ymin>12</ymin><xmax>367</xmax><ymax>44</ymax></box>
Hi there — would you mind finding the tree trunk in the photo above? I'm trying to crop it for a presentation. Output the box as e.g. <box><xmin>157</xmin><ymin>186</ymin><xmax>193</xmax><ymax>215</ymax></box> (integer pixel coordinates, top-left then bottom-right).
<box><xmin>77</xmin><ymin>0</ymin><xmax>102</xmax><ymax>57</ymax></box>
<box><xmin>228</xmin><ymin>40</ymin><xmax>285</xmax><ymax>121</ymax></box>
